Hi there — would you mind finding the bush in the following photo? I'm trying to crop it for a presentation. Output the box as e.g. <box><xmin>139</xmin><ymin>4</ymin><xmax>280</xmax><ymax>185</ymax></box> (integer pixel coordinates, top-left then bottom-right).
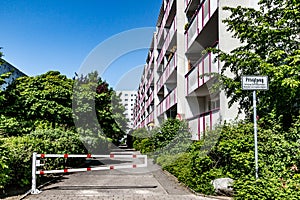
<box><xmin>234</xmin><ymin>176</ymin><xmax>300</xmax><ymax>200</ymax></box>
<box><xmin>0</xmin><ymin>138</ymin><xmax>11</xmax><ymax>189</ymax></box>
<box><xmin>132</xmin><ymin>116</ymin><xmax>300</xmax><ymax>198</ymax></box>
<box><xmin>1</xmin><ymin>128</ymin><xmax>86</xmax><ymax>188</ymax></box>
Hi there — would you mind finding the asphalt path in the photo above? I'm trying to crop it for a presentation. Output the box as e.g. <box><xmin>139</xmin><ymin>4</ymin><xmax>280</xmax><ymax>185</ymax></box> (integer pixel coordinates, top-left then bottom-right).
<box><xmin>23</xmin><ymin>151</ymin><xmax>230</xmax><ymax>200</ymax></box>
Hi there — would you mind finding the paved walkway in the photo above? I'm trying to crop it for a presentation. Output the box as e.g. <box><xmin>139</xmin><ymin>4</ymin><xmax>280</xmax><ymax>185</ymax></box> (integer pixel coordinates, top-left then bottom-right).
<box><xmin>23</xmin><ymin>152</ymin><xmax>229</xmax><ymax>200</ymax></box>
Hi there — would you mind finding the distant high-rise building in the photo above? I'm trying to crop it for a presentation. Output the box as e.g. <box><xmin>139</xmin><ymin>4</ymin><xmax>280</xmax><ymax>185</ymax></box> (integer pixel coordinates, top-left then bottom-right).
<box><xmin>116</xmin><ymin>90</ymin><xmax>137</xmax><ymax>130</ymax></box>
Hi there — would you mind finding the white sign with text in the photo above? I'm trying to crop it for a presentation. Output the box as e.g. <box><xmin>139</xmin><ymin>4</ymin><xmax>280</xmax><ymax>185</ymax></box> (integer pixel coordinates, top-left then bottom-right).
<box><xmin>242</xmin><ymin>76</ymin><xmax>269</xmax><ymax>90</ymax></box>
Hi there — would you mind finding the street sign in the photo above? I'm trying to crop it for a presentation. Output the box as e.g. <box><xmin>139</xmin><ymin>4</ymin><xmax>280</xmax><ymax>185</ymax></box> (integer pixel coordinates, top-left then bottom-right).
<box><xmin>242</xmin><ymin>76</ymin><xmax>268</xmax><ymax>90</ymax></box>
<box><xmin>241</xmin><ymin>75</ymin><xmax>269</xmax><ymax>179</ymax></box>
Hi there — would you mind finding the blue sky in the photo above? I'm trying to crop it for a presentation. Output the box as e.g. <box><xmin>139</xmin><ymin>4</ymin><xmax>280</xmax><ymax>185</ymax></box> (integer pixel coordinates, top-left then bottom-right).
<box><xmin>0</xmin><ymin>0</ymin><xmax>161</xmax><ymax>90</ymax></box>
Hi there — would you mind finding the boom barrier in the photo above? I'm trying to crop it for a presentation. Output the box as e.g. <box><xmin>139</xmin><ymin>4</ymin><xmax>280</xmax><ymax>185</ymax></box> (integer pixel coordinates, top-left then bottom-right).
<box><xmin>31</xmin><ymin>152</ymin><xmax>147</xmax><ymax>194</ymax></box>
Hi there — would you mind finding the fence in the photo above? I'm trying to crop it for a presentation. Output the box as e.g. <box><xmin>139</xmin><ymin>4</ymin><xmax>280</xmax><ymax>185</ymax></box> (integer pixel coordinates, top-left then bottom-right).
<box><xmin>31</xmin><ymin>152</ymin><xmax>147</xmax><ymax>194</ymax></box>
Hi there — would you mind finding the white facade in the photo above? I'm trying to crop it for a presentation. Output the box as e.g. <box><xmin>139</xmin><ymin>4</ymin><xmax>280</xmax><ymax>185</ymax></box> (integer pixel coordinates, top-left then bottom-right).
<box><xmin>117</xmin><ymin>90</ymin><xmax>137</xmax><ymax>129</ymax></box>
<box><xmin>133</xmin><ymin>0</ymin><xmax>257</xmax><ymax>140</ymax></box>
<box><xmin>0</xmin><ymin>60</ymin><xmax>26</xmax><ymax>90</ymax></box>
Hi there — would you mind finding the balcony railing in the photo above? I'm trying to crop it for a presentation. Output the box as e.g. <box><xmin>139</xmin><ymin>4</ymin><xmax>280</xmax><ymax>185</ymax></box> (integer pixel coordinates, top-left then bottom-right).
<box><xmin>146</xmin><ymin>71</ymin><xmax>154</xmax><ymax>92</ymax></box>
<box><xmin>157</xmin><ymin>14</ymin><xmax>177</xmax><ymax>68</ymax></box>
<box><xmin>184</xmin><ymin>0</ymin><xmax>190</xmax><ymax>9</ymax></box>
<box><xmin>157</xmin><ymin>0</ymin><xmax>175</xmax><ymax>43</ymax></box>
<box><xmin>156</xmin><ymin>52</ymin><xmax>177</xmax><ymax>92</ymax></box>
<box><xmin>185</xmin><ymin>0</ymin><xmax>218</xmax><ymax>49</ymax></box>
<box><xmin>189</xmin><ymin>108</ymin><xmax>220</xmax><ymax>140</ymax></box>
<box><xmin>186</xmin><ymin>51</ymin><xmax>219</xmax><ymax>95</ymax></box>
<box><xmin>157</xmin><ymin>87</ymin><xmax>177</xmax><ymax>117</ymax></box>
<box><xmin>145</xmin><ymin>111</ymin><xmax>154</xmax><ymax>125</ymax></box>
<box><xmin>157</xmin><ymin>26</ymin><xmax>165</xmax><ymax>44</ymax></box>
<box><xmin>149</xmin><ymin>51</ymin><xmax>154</xmax><ymax>65</ymax></box>
<box><xmin>146</xmin><ymin>92</ymin><xmax>154</xmax><ymax>108</ymax></box>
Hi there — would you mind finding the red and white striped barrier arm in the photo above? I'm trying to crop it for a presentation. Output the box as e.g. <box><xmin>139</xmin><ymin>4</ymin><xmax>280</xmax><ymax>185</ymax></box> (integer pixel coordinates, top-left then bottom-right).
<box><xmin>36</xmin><ymin>153</ymin><xmax>143</xmax><ymax>159</ymax></box>
<box><xmin>31</xmin><ymin>152</ymin><xmax>147</xmax><ymax>194</ymax></box>
<box><xmin>37</xmin><ymin>164</ymin><xmax>144</xmax><ymax>175</ymax></box>
<box><xmin>35</xmin><ymin>153</ymin><xmax>147</xmax><ymax>175</ymax></box>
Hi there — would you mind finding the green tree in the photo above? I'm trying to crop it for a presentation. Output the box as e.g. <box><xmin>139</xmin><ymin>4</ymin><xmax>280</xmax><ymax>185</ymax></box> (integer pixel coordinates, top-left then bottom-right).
<box><xmin>73</xmin><ymin>71</ymin><xmax>128</xmax><ymax>146</ymax></box>
<box><xmin>0</xmin><ymin>71</ymin><xmax>74</xmax><ymax>135</ymax></box>
<box><xmin>213</xmin><ymin>0</ymin><xmax>300</xmax><ymax>128</ymax></box>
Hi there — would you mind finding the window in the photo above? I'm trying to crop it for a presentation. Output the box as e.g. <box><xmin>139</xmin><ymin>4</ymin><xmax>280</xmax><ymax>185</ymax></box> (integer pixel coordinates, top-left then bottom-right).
<box><xmin>125</xmin><ymin>94</ymin><xmax>128</xmax><ymax>96</ymax></box>
<box><xmin>203</xmin><ymin>0</ymin><xmax>210</xmax><ymax>23</ymax></box>
<box><xmin>208</xmin><ymin>98</ymin><xmax>220</xmax><ymax>110</ymax></box>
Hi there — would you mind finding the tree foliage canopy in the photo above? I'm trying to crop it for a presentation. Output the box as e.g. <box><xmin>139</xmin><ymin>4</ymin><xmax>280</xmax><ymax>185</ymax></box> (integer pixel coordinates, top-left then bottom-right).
<box><xmin>72</xmin><ymin>71</ymin><xmax>128</xmax><ymax>146</ymax></box>
<box><xmin>0</xmin><ymin>71</ymin><xmax>74</xmax><ymax>135</ymax></box>
<box><xmin>0</xmin><ymin>70</ymin><xmax>128</xmax><ymax>144</ymax></box>
<box><xmin>214</xmin><ymin>0</ymin><xmax>300</xmax><ymax>127</ymax></box>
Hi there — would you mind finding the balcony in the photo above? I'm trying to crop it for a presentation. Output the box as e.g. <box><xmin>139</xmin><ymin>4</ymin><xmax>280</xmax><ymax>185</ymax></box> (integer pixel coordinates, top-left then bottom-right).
<box><xmin>184</xmin><ymin>0</ymin><xmax>191</xmax><ymax>9</ymax></box>
<box><xmin>146</xmin><ymin>92</ymin><xmax>154</xmax><ymax>108</ymax></box>
<box><xmin>185</xmin><ymin>0</ymin><xmax>200</xmax><ymax>13</ymax></box>
<box><xmin>186</xmin><ymin>52</ymin><xmax>219</xmax><ymax>95</ymax></box>
<box><xmin>185</xmin><ymin>0</ymin><xmax>218</xmax><ymax>50</ymax></box>
<box><xmin>149</xmin><ymin>51</ymin><xmax>154</xmax><ymax>65</ymax></box>
<box><xmin>145</xmin><ymin>111</ymin><xmax>154</xmax><ymax>125</ymax></box>
<box><xmin>189</xmin><ymin>108</ymin><xmax>220</xmax><ymax>140</ymax></box>
<box><xmin>146</xmin><ymin>71</ymin><xmax>154</xmax><ymax>92</ymax></box>
<box><xmin>156</xmin><ymin>0</ymin><xmax>175</xmax><ymax>43</ymax></box>
<box><xmin>157</xmin><ymin>14</ymin><xmax>177</xmax><ymax>67</ymax></box>
<box><xmin>156</xmin><ymin>52</ymin><xmax>177</xmax><ymax>92</ymax></box>
<box><xmin>157</xmin><ymin>87</ymin><xmax>177</xmax><ymax>117</ymax></box>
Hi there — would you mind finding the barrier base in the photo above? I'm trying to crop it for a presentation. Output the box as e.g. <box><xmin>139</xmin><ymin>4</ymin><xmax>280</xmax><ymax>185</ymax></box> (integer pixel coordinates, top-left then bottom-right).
<box><xmin>31</xmin><ymin>189</ymin><xmax>41</xmax><ymax>195</ymax></box>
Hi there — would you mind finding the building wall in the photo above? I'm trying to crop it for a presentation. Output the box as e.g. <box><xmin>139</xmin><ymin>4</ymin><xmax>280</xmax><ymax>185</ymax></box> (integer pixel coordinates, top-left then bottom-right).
<box><xmin>0</xmin><ymin>60</ymin><xmax>26</xmax><ymax>90</ymax></box>
<box><xmin>133</xmin><ymin>0</ymin><xmax>258</xmax><ymax>139</ymax></box>
<box><xmin>117</xmin><ymin>90</ymin><xmax>137</xmax><ymax>129</ymax></box>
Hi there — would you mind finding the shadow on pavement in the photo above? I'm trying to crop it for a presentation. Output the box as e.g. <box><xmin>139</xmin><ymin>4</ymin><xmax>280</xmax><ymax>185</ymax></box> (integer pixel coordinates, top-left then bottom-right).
<box><xmin>42</xmin><ymin>185</ymin><xmax>158</xmax><ymax>191</ymax></box>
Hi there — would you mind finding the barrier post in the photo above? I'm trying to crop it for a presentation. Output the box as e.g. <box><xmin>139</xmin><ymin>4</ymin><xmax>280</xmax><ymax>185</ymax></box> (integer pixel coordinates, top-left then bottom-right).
<box><xmin>31</xmin><ymin>152</ymin><xmax>40</xmax><ymax>194</ymax></box>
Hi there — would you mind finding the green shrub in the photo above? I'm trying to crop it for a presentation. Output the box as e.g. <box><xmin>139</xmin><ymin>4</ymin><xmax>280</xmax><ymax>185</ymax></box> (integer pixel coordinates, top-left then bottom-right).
<box><xmin>0</xmin><ymin>138</ymin><xmax>11</xmax><ymax>189</ymax></box>
<box><xmin>132</xmin><ymin>116</ymin><xmax>300</xmax><ymax>198</ymax></box>
<box><xmin>3</xmin><ymin>135</ymin><xmax>49</xmax><ymax>186</ymax></box>
<box><xmin>234</xmin><ymin>176</ymin><xmax>300</xmax><ymax>200</ymax></box>
<box><xmin>139</xmin><ymin>138</ymin><xmax>155</xmax><ymax>154</ymax></box>
<box><xmin>1</xmin><ymin>128</ymin><xmax>86</xmax><ymax>188</ymax></box>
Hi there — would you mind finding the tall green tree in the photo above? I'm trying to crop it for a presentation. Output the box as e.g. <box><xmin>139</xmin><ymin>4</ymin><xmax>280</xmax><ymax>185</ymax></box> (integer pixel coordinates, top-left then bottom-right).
<box><xmin>73</xmin><ymin>71</ymin><xmax>128</xmax><ymax>146</ymax></box>
<box><xmin>213</xmin><ymin>0</ymin><xmax>300</xmax><ymax>128</ymax></box>
<box><xmin>0</xmin><ymin>71</ymin><xmax>74</xmax><ymax>135</ymax></box>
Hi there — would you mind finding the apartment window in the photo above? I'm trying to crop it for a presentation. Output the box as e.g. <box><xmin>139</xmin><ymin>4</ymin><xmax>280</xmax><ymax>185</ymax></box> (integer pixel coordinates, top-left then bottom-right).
<box><xmin>125</xmin><ymin>99</ymin><xmax>128</xmax><ymax>101</ymax></box>
<box><xmin>208</xmin><ymin>98</ymin><xmax>220</xmax><ymax>110</ymax></box>
<box><xmin>125</xmin><ymin>94</ymin><xmax>128</xmax><ymax>96</ymax></box>
<box><xmin>203</xmin><ymin>0</ymin><xmax>209</xmax><ymax>19</ymax></box>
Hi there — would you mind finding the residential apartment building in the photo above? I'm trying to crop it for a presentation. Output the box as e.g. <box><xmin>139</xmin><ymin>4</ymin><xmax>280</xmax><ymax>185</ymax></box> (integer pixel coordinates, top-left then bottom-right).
<box><xmin>133</xmin><ymin>0</ymin><xmax>258</xmax><ymax>140</ymax></box>
<box><xmin>0</xmin><ymin>60</ymin><xmax>26</xmax><ymax>90</ymax></box>
<box><xmin>117</xmin><ymin>90</ymin><xmax>137</xmax><ymax>130</ymax></box>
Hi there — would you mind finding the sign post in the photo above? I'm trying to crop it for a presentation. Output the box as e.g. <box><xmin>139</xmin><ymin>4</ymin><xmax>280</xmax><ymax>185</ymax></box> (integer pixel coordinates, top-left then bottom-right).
<box><xmin>242</xmin><ymin>76</ymin><xmax>268</xmax><ymax>179</ymax></box>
